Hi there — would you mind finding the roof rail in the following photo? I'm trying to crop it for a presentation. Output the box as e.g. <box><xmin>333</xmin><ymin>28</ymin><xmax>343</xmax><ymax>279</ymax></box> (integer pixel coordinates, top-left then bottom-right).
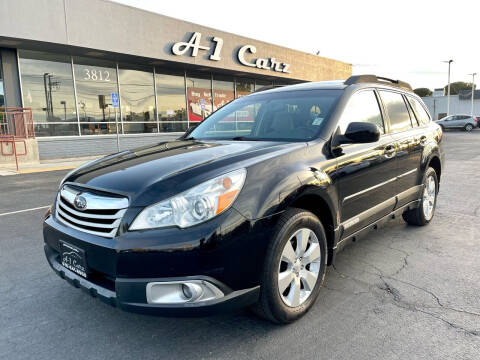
<box><xmin>344</xmin><ymin>75</ymin><xmax>412</xmax><ymax>91</ymax></box>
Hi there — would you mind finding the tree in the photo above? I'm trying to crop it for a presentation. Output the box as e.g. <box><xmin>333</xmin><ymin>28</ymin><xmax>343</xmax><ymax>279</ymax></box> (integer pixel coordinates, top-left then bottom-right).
<box><xmin>443</xmin><ymin>82</ymin><xmax>475</xmax><ymax>95</ymax></box>
<box><xmin>413</xmin><ymin>88</ymin><xmax>432</xmax><ymax>97</ymax></box>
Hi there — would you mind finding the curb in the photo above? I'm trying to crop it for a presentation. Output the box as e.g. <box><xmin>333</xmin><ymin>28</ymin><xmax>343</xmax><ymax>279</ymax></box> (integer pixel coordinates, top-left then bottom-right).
<box><xmin>0</xmin><ymin>165</ymin><xmax>77</xmax><ymax>176</ymax></box>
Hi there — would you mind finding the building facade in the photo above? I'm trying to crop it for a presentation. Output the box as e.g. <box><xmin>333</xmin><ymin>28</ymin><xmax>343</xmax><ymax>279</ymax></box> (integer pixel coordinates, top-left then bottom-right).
<box><xmin>422</xmin><ymin>91</ymin><xmax>480</xmax><ymax>120</ymax></box>
<box><xmin>0</xmin><ymin>0</ymin><xmax>351</xmax><ymax>159</ymax></box>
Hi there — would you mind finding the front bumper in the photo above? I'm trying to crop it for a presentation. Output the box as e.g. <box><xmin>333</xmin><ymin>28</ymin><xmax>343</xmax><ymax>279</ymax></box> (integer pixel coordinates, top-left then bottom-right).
<box><xmin>45</xmin><ymin>244</ymin><xmax>259</xmax><ymax>316</ymax></box>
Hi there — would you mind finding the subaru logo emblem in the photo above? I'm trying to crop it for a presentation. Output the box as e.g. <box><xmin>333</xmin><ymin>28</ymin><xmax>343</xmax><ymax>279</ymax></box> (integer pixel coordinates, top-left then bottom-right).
<box><xmin>73</xmin><ymin>194</ymin><xmax>87</xmax><ymax>210</ymax></box>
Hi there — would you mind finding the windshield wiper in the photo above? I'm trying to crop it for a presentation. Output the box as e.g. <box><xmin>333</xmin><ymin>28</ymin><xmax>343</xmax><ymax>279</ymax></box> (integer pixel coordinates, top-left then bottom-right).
<box><xmin>231</xmin><ymin>136</ymin><xmax>253</xmax><ymax>141</ymax></box>
<box><xmin>184</xmin><ymin>136</ymin><xmax>196</xmax><ymax>140</ymax></box>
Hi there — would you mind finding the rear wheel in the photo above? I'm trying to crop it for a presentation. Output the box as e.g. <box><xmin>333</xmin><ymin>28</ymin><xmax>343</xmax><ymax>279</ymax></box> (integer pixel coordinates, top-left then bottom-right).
<box><xmin>465</xmin><ymin>124</ymin><xmax>473</xmax><ymax>132</ymax></box>
<box><xmin>402</xmin><ymin>167</ymin><xmax>438</xmax><ymax>226</ymax></box>
<box><xmin>253</xmin><ymin>208</ymin><xmax>327</xmax><ymax>323</ymax></box>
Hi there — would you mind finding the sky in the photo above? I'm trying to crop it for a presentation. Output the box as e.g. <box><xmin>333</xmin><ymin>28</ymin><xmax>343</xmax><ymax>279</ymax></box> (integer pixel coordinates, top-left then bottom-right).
<box><xmin>112</xmin><ymin>0</ymin><xmax>480</xmax><ymax>90</ymax></box>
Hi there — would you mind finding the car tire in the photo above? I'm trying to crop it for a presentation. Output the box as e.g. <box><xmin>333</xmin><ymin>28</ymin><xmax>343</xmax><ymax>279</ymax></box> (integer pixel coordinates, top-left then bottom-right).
<box><xmin>465</xmin><ymin>124</ymin><xmax>473</xmax><ymax>132</ymax></box>
<box><xmin>402</xmin><ymin>167</ymin><xmax>438</xmax><ymax>226</ymax></box>
<box><xmin>252</xmin><ymin>208</ymin><xmax>327</xmax><ymax>323</ymax></box>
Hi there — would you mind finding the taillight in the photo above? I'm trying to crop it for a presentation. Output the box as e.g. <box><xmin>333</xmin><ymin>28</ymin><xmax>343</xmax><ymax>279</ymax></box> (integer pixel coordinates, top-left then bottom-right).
<box><xmin>474</xmin><ymin>117</ymin><xmax>479</xmax><ymax>122</ymax></box>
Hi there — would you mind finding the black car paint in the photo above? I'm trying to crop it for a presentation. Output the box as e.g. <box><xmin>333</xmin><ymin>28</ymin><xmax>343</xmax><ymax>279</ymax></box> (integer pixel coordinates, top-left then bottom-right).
<box><xmin>43</xmin><ymin>81</ymin><xmax>444</xmax><ymax>315</ymax></box>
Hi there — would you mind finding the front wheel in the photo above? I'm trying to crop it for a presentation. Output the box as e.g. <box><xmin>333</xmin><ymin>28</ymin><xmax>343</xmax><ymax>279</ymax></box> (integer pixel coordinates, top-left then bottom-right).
<box><xmin>253</xmin><ymin>208</ymin><xmax>327</xmax><ymax>323</ymax></box>
<box><xmin>465</xmin><ymin>124</ymin><xmax>473</xmax><ymax>132</ymax></box>
<box><xmin>402</xmin><ymin>167</ymin><xmax>438</xmax><ymax>226</ymax></box>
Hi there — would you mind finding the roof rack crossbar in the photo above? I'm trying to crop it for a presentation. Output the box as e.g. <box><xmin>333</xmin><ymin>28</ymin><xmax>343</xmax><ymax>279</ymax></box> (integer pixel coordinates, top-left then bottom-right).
<box><xmin>344</xmin><ymin>75</ymin><xmax>412</xmax><ymax>91</ymax></box>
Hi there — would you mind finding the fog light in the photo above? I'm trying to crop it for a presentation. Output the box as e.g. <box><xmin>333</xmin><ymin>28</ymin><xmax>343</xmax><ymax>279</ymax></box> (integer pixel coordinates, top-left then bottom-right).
<box><xmin>181</xmin><ymin>282</ymin><xmax>203</xmax><ymax>301</ymax></box>
<box><xmin>182</xmin><ymin>284</ymin><xmax>192</xmax><ymax>299</ymax></box>
<box><xmin>146</xmin><ymin>280</ymin><xmax>224</xmax><ymax>305</ymax></box>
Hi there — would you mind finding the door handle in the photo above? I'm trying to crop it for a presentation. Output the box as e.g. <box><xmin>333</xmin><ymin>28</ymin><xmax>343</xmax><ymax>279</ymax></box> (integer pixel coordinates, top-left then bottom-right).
<box><xmin>384</xmin><ymin>144</ymin><xmax>396</xmax><ymax>158</ymax></box>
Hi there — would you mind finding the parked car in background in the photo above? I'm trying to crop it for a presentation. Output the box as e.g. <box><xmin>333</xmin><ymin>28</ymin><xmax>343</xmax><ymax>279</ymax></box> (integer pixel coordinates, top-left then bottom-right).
<box><xmin>436</xmin><ymin>115</ymin><xmax>478</xmax><ymax>131</ymax></box>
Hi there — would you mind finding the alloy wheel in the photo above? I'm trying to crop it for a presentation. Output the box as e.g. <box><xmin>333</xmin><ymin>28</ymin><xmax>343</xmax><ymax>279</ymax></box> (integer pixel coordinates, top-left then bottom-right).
<box><xmin>278</xmin><ymin>228</ymin><xmax>321</xmax><ymax>307</ymax></box>
<box><xmin>422</xmin><ymin>175</ymin><xmax>436</xmax><ymax>220</ymax></box>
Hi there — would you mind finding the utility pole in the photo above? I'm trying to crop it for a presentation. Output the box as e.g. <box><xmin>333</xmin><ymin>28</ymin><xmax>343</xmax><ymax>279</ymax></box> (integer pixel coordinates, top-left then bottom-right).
<box><xmin>60</xmin><ymin>100</ymin><xmax>66</xmax><ymax>121</ymax></box>
<box><xmin>443</xmin><ymin>60</ymin><xmax>453</xmax><ymax>116</ymax></box>
<box><xmin>468</xmin><ymin>73</ymin><xmax>476</xmax><ymax>116</ymax></box>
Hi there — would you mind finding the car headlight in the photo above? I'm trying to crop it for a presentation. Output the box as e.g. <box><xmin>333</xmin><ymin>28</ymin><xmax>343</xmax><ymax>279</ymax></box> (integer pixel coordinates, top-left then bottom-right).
<box><xmin>130</xmin><ymin>168</ymin><xmax>247</xmax><ymax>230</ymax></box>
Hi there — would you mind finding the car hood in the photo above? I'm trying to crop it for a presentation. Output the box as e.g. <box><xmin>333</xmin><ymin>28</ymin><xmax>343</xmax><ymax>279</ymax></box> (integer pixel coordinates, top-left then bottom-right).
<box><xmin>64</xmin><ymin>139</ymin><xmax>298</xmax><ymax>200</ymax></box>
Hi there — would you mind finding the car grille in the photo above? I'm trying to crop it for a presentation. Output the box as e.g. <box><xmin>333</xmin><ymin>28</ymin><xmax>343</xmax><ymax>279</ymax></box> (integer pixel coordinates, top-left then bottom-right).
<box><xmin>55</xmin><ymin>185</ymin><xmax>128</xmax><ymax>238</ymax></box>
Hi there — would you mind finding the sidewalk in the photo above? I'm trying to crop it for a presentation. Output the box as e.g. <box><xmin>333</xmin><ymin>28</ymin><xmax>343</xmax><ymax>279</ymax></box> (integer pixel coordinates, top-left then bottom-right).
<box><xmin>0</xmin><ymin>155</ymin><xmax>101</xmax><ymax>176</ymax></box>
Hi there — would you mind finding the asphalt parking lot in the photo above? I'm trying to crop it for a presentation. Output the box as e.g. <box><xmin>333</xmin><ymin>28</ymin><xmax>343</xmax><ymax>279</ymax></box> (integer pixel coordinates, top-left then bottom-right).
<box><xmin>1</xmin><ymin>130</ymin><xmax>479</xmax><ymax>360</ymax></box>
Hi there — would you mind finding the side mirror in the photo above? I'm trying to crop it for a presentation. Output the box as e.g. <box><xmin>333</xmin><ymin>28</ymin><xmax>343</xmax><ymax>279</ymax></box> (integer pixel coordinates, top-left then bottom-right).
<box><xmin>339</xmin><ymin>122</ymin><xmax>380</xmax><ymax>144</ymax></box>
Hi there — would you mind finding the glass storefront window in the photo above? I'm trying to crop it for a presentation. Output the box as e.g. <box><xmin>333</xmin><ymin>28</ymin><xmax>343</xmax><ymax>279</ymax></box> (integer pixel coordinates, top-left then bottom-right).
<box><xmin>186</xmin><ymin>73</ymin><xmax>212</xmax><ymax>122</ymax></box>
<box><xmin>119</xmin><ymin>64</ymin><xmax>156</xmax><ymax>134</ymax></box>
<box><xmin>0</xmin><ymin>81</ymin><xmax>4</xmax><ymax>108</ymax></box>
<box><xmin>73</xmin><ymin>57</ymin><xmax>119</xmax><ymax>135</ymax></box>
<box><xmin>213</xmin><ymin>76</ymin><xmax>234</xmax><ymax>111</ymax></box>
<box><xmin>19</xmin><ymin>50</ymin><xmax>77</xmax><ymax>136</ymax></box>
<box><xmin>156</xmin><ymin>70</ymin><xmax>187</xmax><ymax>133</ymax></box>
<box><xmin>80</xmin><ymin>122</ymin><xmax>119</xmax><ymax>135</ymax></box>
<box><xmin>235</xmin><ymin>78</ymin><xmax>254</xmax><ymax>98</ymax></box>
<box><xmin>255</xmin><ymin>79</ymin><xmax>273</xmax><ymax>92</ymax></box>
<box><xmin>0</xmin><ymin>55</ymin><xmax>4</xmax><ymax>107</ymax></box>
<box><xmin>34</xmin><ymin>123</ymin><xmax>79</xmax><ymax>137</ymax></box>
<box><xmin>15</xmin><ymin>50</ymin><xmax>292</xmax><ymax>138</ymax></box>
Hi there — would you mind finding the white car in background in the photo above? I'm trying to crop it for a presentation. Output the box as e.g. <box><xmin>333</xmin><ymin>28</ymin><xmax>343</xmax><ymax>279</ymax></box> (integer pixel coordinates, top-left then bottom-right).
<box><xmin>436</xmin><ymin>115</ymin><xmax>478</xmax><ymax>131</ymax></box>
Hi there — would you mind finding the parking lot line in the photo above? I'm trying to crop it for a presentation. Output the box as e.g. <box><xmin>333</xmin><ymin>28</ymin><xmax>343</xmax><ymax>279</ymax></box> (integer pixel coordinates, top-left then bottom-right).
<box><xmin>0</xmin><ymin>205</ymin><xmax>50</xmax><ymax>217</ymax></box>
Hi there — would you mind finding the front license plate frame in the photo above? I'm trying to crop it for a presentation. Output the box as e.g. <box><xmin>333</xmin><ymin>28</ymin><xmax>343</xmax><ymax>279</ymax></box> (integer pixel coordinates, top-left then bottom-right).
<box><xmin>60</xmin><ymin>241</ymin><xmax>88</xmax><ymax>278</ymax></box>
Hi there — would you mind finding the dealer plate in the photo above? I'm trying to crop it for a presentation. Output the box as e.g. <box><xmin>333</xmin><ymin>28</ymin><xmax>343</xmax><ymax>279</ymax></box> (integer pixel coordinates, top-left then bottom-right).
<box><xmin>60</xmin><ymin>241</ymin><xmax>88</xmax><ymax>278</ymax></box>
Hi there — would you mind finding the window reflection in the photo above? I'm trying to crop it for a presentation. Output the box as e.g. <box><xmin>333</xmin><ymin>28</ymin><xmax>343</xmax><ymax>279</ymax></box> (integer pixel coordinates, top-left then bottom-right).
<box><xmin>379</xmin><ymin>91</ymin><xmax>412</xmax><ymax>133</ymax></box>
<box><xmin>119</xmin><ymin>64</ymin><xmax>156</xmax><ymax>134</ymax></box>
<box><xmin>0</xmin><ymin>56</ymin><xmax>3</xmax><ymax>108</ymax></box>
<box><xmin>255</xmin><ymin>79</ymin><xmax>273</xmax><ymax>92</ymax></box>
<box><xmin>235</xmin><ymin>78</ymin><xmax>254</xmax><ymax>98</ymax></box>
<box><xmin>213</xmin><ymin>76</ymin><xmax>234</xmax><ymax>111</ymax></box>
<box><xmin>408</xmin><ymin>97</ymin><xmax>430</xmax><ymax>125</ymax></box>
<box><xmin>74</xmin><ymin>57</ymin><xmax>119</xmax><ymax>135</ymax></box>
<box><xmin>34</xmin><ymin>123</ymin><xmax>78</xmax><ymax>136</ymax></box>
<box><xmin>156</xmin><ymin>70</ymin><xmax>187</xmax><ymax>132</ymax></box>
<box><xmin>338</xmin><ymin>90</ymin><xmax>384</xmax><ymax>134</ymax></box>
<box><xmin>19</xmin><ymin>50</ymin><xmax>77</xmax><ymax>136</ymax></box>
<box><xmin>186</xmin><ymin>73</ymin><xmax>212</xmax><ymax>122</ymax></box>
<box><xmin>0</xmin><ymin>81</ymin><xmax>4</xmax><ymax>108</ymax></box>
<box><xmin>80</xmin><ymin>123</ymin><xmax>118</xmax><ymax>135</ymax></box>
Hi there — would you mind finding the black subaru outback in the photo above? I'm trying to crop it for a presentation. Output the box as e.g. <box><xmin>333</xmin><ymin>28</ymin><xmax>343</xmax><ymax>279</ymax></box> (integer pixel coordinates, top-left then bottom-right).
<box><xmin>43</xmin><ymin>75</ymin><xmax>444</xmax><ymax>323</ymax></box>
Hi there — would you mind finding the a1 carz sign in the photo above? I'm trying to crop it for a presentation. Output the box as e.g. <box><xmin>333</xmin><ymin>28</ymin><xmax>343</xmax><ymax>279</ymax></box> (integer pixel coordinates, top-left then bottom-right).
<box><xmin>172</xmin><ymin>32</ymin><xmax>291</xmax><ymax>74</ymax></box>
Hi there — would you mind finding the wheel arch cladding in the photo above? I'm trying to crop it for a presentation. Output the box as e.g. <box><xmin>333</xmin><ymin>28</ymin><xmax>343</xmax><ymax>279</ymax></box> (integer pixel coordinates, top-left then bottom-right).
<box><xmin>289</xmin><ymin>194</ymin><xmax>335</xmax><ymax>265</ymax></box>
<box><xmin>428</xmin><ymin>156</ymin><xmax>441</xmax><ymax>182</ymax></box>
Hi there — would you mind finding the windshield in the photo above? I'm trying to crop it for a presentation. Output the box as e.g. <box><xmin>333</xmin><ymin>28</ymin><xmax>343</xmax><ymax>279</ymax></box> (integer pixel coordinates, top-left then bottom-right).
<box><xmin>187</xmin><ymin>89</ymin><xmax>342</xmax><ymax>141</ymax></box>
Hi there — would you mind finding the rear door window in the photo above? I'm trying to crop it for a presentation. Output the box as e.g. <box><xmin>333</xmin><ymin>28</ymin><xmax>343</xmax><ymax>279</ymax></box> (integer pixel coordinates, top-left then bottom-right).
<box><xmin>407</xmin><ymin>97</ymin><xmax>431</xmax><ymax>126</ymax></box>
<box><xmin>379</xmin><ymin>91</ymin><xmax>412</xmax><ymax>133</ymax></box>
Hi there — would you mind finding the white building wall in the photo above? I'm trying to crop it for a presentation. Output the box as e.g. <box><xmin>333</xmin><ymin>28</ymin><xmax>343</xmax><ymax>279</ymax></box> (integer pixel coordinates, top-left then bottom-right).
<box><xmin>422</xmin><ymin>95</ymin><xmax>480</xmax><ymax>120</ymax></box>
